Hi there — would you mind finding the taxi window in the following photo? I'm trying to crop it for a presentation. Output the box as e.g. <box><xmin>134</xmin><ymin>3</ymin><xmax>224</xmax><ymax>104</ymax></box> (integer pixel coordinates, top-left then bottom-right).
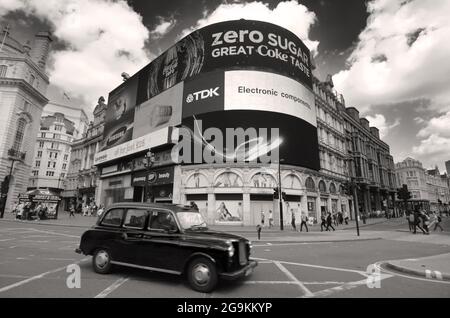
<box><xmin>101</xmin><ymin>209</ymin><xmax>124</xmax><ymax>227</ymax></box>
<box><xmin>124</xmin><ymin>209</ymin><xmax>147</xmax><ymax>229</ymax></box>
<box><xmin>148</xmin><ymin>210</ymin><xmax>177</xmax><ymax>231</ymax></box>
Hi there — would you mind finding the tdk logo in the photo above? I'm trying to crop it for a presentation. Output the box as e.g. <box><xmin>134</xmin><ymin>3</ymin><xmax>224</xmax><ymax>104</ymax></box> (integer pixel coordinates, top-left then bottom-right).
<box><xmin>186</xmin><ymin>87</ymin><xmax>220</xmax><ymax>103</ymax></box>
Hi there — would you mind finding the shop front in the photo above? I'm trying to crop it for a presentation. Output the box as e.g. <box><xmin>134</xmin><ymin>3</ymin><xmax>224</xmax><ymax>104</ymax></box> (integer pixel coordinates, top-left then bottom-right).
<box><xmin>131</xmin><ymin>165</ymin><xmax>175</xmax><ymax>203</ymax></box>
<box><xmin>18</xmin><ymin>189</ymin><xmax>61</xmax><ymax>219</ymax></box>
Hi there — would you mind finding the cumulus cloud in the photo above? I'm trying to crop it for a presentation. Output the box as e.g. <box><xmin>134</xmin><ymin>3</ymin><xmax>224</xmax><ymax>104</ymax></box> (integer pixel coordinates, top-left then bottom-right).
<box><xmin>412</xmin><ymin>111</ymin><xmax>450</xmax><ymax>167</ymax></box>
<box><xmin>333</xmin><ymin>0</ymin><xmax>450</xmax><ymax>113</ymax></box>
<box><xmin>366</xmin><ymin>114</ymin><xmax>400</xmax><ymax>139</ymax></box>
<box><xmin>0</xmin><ymin>0</ymin><xmax>150</xmax><ymax>107</ymax></box>
<box><xmin>181</xmin><ymin>0</ymin><xmax>319</xmax><ymax>54</ymax></box>
<box><xmin>150</xmin><ymin>16</ymin><xmax>176</xmax><ymax>39</ymax></box>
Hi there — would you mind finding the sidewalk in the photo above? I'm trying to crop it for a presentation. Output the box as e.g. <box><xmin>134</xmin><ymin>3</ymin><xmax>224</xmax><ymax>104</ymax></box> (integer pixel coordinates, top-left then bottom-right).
<box><xmin>0</xmin><ymin>209</ymin><xmax>390</xmax><ymax>231</ymax></box>
<box><xmin>383</xmin><ymin>253</ymin><xmax>450</xmax><ymax>281</ymax></box>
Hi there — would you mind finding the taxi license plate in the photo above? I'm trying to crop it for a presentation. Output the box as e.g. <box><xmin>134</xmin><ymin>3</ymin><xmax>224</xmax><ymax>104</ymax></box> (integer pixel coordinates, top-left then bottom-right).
<box><xmin>244</xmin><ymin>268</ymin><xmax>253</xmax><ymax>276</ymax></box>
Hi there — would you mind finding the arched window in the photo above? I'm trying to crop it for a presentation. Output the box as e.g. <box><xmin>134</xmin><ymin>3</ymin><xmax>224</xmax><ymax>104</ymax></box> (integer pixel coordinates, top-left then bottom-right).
<box><xmin>0</xmin><ymin>65</ymin><xmax>7</xmax><ymax>77</ymax></box>
<box><xmin>319</xmin><ymin>180</ymin><xmax>327</xmax><ymax>193</ymax></box>
<box><xmin>305</xmin><ymin>177</ymin><xmax>315</xmax><ymax>191</ymax></box>
<box><xmin>12</xmin><ymin>118</ymin><xmax>27</xmax><ymax>151</ymax></box>
<box><xmin>329</xmin><ymin>183</ymin><xmax>336</xmax><ymax>194</ymax></box>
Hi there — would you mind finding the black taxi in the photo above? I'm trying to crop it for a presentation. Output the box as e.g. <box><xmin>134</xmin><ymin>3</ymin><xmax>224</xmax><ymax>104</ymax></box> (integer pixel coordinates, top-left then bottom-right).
<box><xmin>75</xmin><ymin>202</ymin><xmax>257</xmax><ymax>292</ymax></box>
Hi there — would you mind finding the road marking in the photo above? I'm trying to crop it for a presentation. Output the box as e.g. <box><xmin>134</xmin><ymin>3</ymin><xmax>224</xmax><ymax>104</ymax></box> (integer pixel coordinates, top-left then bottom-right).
<box><xmin>253</xmin><ymin>242</ymin><xmax>328</xmax><ymax>247</ymax></box>
<box><xmin>9</xmin><ymin>246</ymin><xmax>17</xmax><ymax>249</ymax></box>
<box><xmin>30</xmin><ymin>228</ymin><xmax>80</xmax><ymax>238</ymax></box>
<box><xmin>22</xmin><ymin>235</ymin><xmax>54</xmax><ymax>239</ymax></box>
<box><xmin>274</xmin><ymin>261</ymin><xmax>313</xmax><ymax>297</ymax></box>
<box><xmin>266</xmin><ymin>243</ymin><xmax>272</xmax><ymax>245</ymax></box>
<box><xmin>19</xmin><ymin>240</ymin><xmax>49</xmax><ymax>243</ymax></box>
<box><xmin>303</xmin><ymin>281</ymin><xmax>351</xmax><ymax>285</ymax></box>
<box><xmin>244</xmin><ymin>281</ymin><xmax>297</xmax><ymax>285</ymax></box>
<box><xmin>306</xmin><ymin>278</ymin><xmax>373</xmax><ymax>298</ymax></box>
<box><xmin>45</xmin><ymin>258</ymin><xmax>77</xmax><ymax>261</ymax></box>
<box><xmin>94</xmin><ymin>277</ymin><xmax>130</xmax><ymax>298</ymax></box>
<box><xmin>0</xmin><ymin>257</ymin><xmax>89</xmax><ymax>293</ymax></box>
<box><xmin>0</xmin><ymin>238</ymin><xmax>15</xmax><ymax>242</ymax></box>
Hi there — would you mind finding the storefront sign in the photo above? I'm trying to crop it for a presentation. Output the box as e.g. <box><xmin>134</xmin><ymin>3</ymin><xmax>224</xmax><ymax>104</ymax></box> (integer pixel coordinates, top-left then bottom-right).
<box><xmin>94</xmin><ymin>127</ymin><xmax>178</xmax><ymax>165</ymax></box>
<box><xmin>132</xmin><ymin>166</ymin><xmax>174</xmax><ymax>187</ymax></box>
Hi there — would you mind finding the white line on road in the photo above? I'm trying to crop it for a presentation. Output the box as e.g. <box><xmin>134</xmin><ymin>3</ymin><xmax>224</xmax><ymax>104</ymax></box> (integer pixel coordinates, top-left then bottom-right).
<box><xmin>253</xmin><ymin>242</ymin><xmax>328</xmax><ymax>247</ymax></box>
<box><xmin>0</xmin><ymin>257</ymin><xmax>89</xmax><ymax>293</ymax></box>
<box><xmin>19</xmin><ymin>240</ymin><xmax>49</xmax><ymax>243</ymax></box>
<box><xmin>244</xmin><ymin>281</ymin><xmax>297</xmax><ymax>285</ymax></box>
<box><xmin>0</xmin><ymin>238</ymin><xmax>15</xmax><ymax>242</ymax></box>
<box><xmin>95</xmin><ymin>277</ymin><xmax>130</xmax><ymax>298</ymax></box>
<box><xmin>305</xmin><ymin>278</ymin><xmax>369</xmax><ymax>298</ymax></box>
<box><xmin>30</xmin><ymin>228</ymin><xmax>79</xmax><ymax>238</ymax></box>
<box><xmin>274</xmin><ymin>261</ymin><xmax>314</xmax><ymax>297</ymax></box>
<box><xmin>9</xmin><ymin>246</ymin><xmax>17</xmax><ymax>249</ymax></box>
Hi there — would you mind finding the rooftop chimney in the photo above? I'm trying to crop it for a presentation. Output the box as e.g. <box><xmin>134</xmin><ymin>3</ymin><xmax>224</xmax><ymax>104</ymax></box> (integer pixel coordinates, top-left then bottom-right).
<box><xmin>31</xmin><ymin>31</ymin><xmax>52</xmax><ymax>69</ymax></box>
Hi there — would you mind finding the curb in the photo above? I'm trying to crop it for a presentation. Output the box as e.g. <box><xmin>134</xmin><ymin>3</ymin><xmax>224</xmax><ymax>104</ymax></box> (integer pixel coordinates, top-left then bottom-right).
<box><xmin>0</xmin><ymin>219</ymin><xmax>94</xmax><ymax>229</ymax></box>
<box><xmin>382</xmin><ymin>262</ymin><xmax>450</xmax><ymax>282</ymax></box>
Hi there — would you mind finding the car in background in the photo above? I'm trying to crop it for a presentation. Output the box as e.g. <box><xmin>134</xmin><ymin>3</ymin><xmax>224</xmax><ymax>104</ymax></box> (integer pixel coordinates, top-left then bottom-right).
<box><xmin>75</xmin><ymin>202</ymin><xmax>257</xmax><ymax>292</ymax></box>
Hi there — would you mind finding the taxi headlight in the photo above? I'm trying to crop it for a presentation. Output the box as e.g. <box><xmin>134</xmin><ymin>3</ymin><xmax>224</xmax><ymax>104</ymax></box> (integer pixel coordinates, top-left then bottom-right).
<box><xmin>227</xmin><ymin>244</ymin><xmax>235</xmax><ymax>258</ymax></box>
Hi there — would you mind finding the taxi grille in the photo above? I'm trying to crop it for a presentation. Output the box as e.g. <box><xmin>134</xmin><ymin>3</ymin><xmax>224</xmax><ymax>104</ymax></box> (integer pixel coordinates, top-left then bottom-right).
<box><xmin>238</xmin><ymin>241</ymin><xmax>247</xmax><ymax>265</ymax></box>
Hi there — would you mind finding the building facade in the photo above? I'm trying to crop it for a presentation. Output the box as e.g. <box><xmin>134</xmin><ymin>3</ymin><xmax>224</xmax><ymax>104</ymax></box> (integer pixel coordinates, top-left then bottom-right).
<box><xmin>395</xmin><ymin>158</ymin><xmax>450</xmax><ymax>212</ymax></box>
<box><xmin>93</xmin><ymin>20</ymin><xmax>395</xmax><ymax>225</ymax></box>
<box><xmin>0</xmin><ymin>26</ymin><xmax>51</xmax><ymax>214</ymax></box>
<box><xmin>27</xmin><ymin>112</ymin><xmax>75</xmax><ymax>194</ymax></box>
<box><xmin>62</xmin><ymin>97</ymin><xmax>106</xmax><ymax>209</ymax></box>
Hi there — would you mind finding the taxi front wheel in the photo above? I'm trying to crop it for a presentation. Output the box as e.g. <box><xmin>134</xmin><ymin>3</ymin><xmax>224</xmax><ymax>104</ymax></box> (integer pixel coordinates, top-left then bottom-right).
<box><xmin>93</xmin><ymin>248</ymin><xmax>113</xmax><ymax>274</ymax></box>
<box><xmin>187</xmin><ymin>257</ymin><xmax>218</xmax><ymax>293</ymax></box>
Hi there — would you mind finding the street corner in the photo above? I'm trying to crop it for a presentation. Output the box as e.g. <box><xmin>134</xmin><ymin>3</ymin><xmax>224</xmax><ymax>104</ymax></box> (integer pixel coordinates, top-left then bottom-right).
<box><xmin>381</xmin><ymin>253</ymin><xmax>450</xmax><ymax>282</ymax></box>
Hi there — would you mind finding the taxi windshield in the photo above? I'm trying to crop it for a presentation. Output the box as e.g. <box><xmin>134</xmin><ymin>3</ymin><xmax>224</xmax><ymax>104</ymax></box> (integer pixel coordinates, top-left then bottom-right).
<box><xmin>177</xmin><ymin>212</ymin><xmax>207</xmax><ymax>230</ymax></box>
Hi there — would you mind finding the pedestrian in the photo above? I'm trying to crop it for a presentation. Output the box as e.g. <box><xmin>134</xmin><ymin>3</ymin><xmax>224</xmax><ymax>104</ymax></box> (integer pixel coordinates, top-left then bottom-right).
<box><xmin>326</xmin><ymin>212</ymin><xmax>335</xmax><ymax>231</ymax></box>
<box><xmin>320</xmin><ymin>214</ymin><xmax>327</xmax><ymax>232</ymax></box>
<box><xmin>291</xmin><ymin>210</ymin><xmax>296</xmax><ymax>231</ymax></box>
<box><xmin>332</xmin><ymin>213</ymin><xmax>338</xmax><ymax>227</ymax></box>
<box><xmin>256</xmin><ymin>224</ymin><xmax>262</xmax><ymax>240</ymax></box>
<box><xmin>420</xmin><ymin>211</ymin><xmax>430</xmax><ymax>235</ymax></box>
<box><xmin>261</xmin><ymin>211</ymin><xmax>265</xmax><ymax>228</ymax></box>
<box><xmin>407</xmin><ymin>211</ymin><xmax>414</xmax><ymax>232</ymax></box>
<box><xmin>82</xmin><ymin>204</ymin><xmax>88</xmax><ymax>216</ymax></box>
<box><xmin>338</xmin><ymin>212</ymin><xmax>343</xmax><ymax>225</ymax></box>
<box><xmin>16</xmin><ymin>202</ymin><xmax>24</xmax><ymax>220</ymax></box>
<box><xmin>431</xmin><ymin>212</ymin><xmax>443</xmax><ymax>231</ymax></box>
<box><xmin>412</xmin><ymin>209</ymin><xmax>426</xmax><ymax>234</ymax></box>
<box><xmin>69</xmin><ymin>204</ymin><xmax>75</xmax><ymax>218</ymax></box>
<box><xmin>268</xmin><ymin>210</ymin><xmax>274</xmax><ymax>228</ymax></box>
<box><xmin>300</xmin><ymin>213</ymin><xmax>309</xmax><ymax>232</ymax></box>
<box><xmin>344</xmin><ymin>211</ymin><xmax>349</xmax><ymax>225</ymax></box>
<box><xmin>97</xmin><ymin>204</ymin><xmax>104</xmax><ymax>217</ymax></box>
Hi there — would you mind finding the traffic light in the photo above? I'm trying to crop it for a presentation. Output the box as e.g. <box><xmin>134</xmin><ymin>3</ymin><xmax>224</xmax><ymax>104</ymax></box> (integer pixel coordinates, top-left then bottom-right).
<box><xmin>273</xmin><ymin>187</ymin><xmax>279</xmax><ymax>199</ymax></box>
<box><xmin>397</xmin><ymin>184</ymin><xmax>411</xmax><ymax>202</ymax></box>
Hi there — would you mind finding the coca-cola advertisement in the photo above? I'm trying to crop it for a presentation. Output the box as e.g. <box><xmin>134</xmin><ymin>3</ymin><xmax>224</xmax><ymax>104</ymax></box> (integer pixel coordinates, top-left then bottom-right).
<box><xmin>136</xmin><ymin>19</ymin><xmax>312</xmax><ymax>105</ymax></box>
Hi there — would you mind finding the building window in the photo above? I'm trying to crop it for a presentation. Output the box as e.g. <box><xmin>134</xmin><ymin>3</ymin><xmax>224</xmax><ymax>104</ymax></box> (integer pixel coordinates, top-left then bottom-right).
<box><xmin>55</xmin><ymin>125</ymin><xmax>63</xmax><ymax>131</ymax></box>
<box><xmin>47</xmin><ymin>161</ymin><xmax>51</xmax><ymax>168</ymax></box>
<box><xmin>61</xmin><ymin>173</ymin><xmax>65</xmax><ymax>178</ymax></box>
<box><xmin>53</xmin><ymin>133</ymin><xmax>60</xmax><ymax>139</ymax></box>
<box><xmin>0</xmin><ymin>65</ymin><xmax>7</xmax><ymax>77</ymax></box>
<box><xmin>305</xmin><ymin>177</ymin><xmax>316</xmax><ymax>192</ymax></box>
<box><xmin>319</xmin><ymin>180</ymin><xmax>327</xmax><ymax>193</ymax></box>
<box><xmin>62</xmin><ymin>163</ymin><xmax>67</xmax><ymax>170</ymax></box>
<box><xmin>35</xmin><ymin>160</ymin><xmax>40</xmax><ymax>167</ymax></box>
<box><xmin>41</xmin><ymin>132</ymin><xmax>46</xmax><ymax>138</ymax></box>
<box><xmin>46</xmin><ymin>171</ymin><xmax>55</xmax><ymax>177</ymax></box>
<box><xmin>32</xmin><ymin>170</ymin><xmax>39</xmax><ymax>176</ymax></box>
<box><xmin>39</xmin><ymin>141</ymin><xmax>44</xmax><ymax>148</ymax></box>
<box><xmin>37</xmin><ymin>151</ymin><xmax>42</xmax><ymax>158</ymax></box>
<box><xmin>64</xmin><ymin>154</ymin><xmax>68</xmax><ymax>161</ymax></box>
<box><xmin>12</xmin><ymin>118</ymin><xmax>27</xmax><ymax>152</ymax></box>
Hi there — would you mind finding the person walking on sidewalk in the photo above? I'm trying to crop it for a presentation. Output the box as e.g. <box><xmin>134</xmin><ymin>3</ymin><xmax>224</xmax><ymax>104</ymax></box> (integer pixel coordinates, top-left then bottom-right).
<box><xmin>69</xmin><ymin>204</ymin><xmax>76</xmax><ymax>218</ymax></box>
<box><xmin>431</xmin><ymin>212</ymin><xmax>443</xmax><ymax>231</ymax></box>
<box><xmin>261</xmin><ymin>211</ymin><xmax>265</xmax><ymax>228</ymax></box>
<box><xmin>291</xmin><ymin>210</ymin><xmax>297</xmax><ymax>231</ymax></box>
<box><xmin>344</xmin><ymin>211</ymin><xmax>349</xmax><ymax>225</ymax></box>
<box><xmin>407</xmin><ymin>211</ymin><xmax>414</xmax><ymax>232</ymax></box>
<box><xmin>413</xmin><ymin>209</ymin><xmax>426</xmax><ymax>234</ymax></box>
<box><xmin>268</xmin><ymin>210</ymin><xmax>274</xmax><ymax>228</ymax></box>
<box><xmin>320</xmin><ymin>214</ymin><xmax>327</xmax><ymax>232</ymax></box>
<box><xmin>326</xmin><ymin>212</ymin><xmax>335</xmax><ymax>231</ymax></box>
<box><xmin>420</xmin><ymin>211</ymin><xmax>430</xmax><ymax>235</ymax></box>
<box><xmin>300</xmin><ymin>213</ymin><xmax>309</xmax><ymax>232</ymax></box>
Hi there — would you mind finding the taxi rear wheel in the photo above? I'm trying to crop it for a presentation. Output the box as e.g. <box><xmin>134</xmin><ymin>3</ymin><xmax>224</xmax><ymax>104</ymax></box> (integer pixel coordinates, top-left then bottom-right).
<box><xmin>93</xmin><ymin>248</ymin><xmax>112</xmax><ymax>274</ymax></box>
<box><xmin>187</xmin><ymin>257</ymin><xmax>218</xmax><ymax>293</ymax></box>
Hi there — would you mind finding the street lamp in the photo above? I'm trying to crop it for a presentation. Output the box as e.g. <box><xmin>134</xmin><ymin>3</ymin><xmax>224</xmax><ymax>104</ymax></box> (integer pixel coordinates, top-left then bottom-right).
<box><xmin>143</xmin><ymin>150</ymin><xmax>155</xmax><ymax>202</ymax></box>
<box><xmin>278</xmin><ymin>158</ymin><xmax>285</xmax><ymax>230</ymax></box>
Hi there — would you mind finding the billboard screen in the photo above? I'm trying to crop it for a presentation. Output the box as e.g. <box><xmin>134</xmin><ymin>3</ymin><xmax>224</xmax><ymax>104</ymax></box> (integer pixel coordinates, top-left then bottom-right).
<box><xmin>101</xmin><ymin>74</ymin><xmax>138</xmax><ymax>151</ymax></box>
<box><xmin>98</xmin><ymin>19</ymin><xmax>317</xmax><ymax>169</ymax></box>
<box><xmin>136</xmin><ymin>19</ymin><xmax>312</xmax><ymax>105</ymax></box>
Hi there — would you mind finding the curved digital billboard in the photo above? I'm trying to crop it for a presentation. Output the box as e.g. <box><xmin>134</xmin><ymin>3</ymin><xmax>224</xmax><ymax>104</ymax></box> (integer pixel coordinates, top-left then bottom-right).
<box><xmin>98</xmin><ymin>19</ymin><xmax>319</xmax><ymax>170</ymax></box>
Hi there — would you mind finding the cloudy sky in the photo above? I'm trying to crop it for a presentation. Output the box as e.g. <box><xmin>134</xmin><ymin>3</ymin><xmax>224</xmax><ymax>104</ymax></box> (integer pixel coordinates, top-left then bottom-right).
<box><xmin>0</xmin><ymin>0</ymin><xmax>449</xmax><ymax>172</ymax></box>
